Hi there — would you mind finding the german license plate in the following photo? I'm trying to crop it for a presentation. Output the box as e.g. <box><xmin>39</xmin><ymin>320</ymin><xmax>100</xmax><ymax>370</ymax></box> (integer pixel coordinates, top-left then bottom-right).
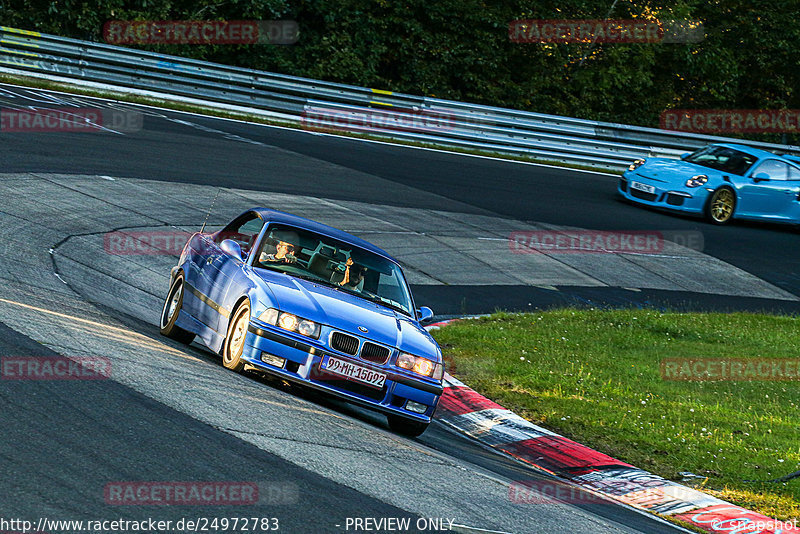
<box><xmin>321</xmin><ymin>356</ymin><xmax>386</xmax><ymax>388</ymax></box>
<box><xmin>630</xmin><ymin>181</ymin><xmax>656</xmax><ymax>194</ymax></box>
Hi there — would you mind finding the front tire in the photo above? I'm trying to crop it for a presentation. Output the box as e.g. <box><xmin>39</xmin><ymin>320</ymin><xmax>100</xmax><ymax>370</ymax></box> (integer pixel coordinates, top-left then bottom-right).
<box><xmin>160</xmin><ymin>274</ymin><xmax>195</xmax><ymax>344</ymax></box>
<box><xmin>706</xmin><ymin>187</ymin><xmax>736</xmax><ymax>224</ymax></box>
<box><xmin>222</xmin><ymin>301</ymin><xmax>250</xmax><ymax>372</ymax></box>
<box><xmin>387</xmin><ymin>415</ymin><xmax>429</xmax><ymax>437</ymax></box>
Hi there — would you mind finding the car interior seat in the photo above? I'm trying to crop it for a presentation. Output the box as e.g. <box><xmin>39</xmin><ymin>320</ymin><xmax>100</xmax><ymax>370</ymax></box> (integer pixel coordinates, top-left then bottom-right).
<box><xmin>307</xmin><ymin>245</ymin><xmax>338</xmax><ymax>279</ymax></box>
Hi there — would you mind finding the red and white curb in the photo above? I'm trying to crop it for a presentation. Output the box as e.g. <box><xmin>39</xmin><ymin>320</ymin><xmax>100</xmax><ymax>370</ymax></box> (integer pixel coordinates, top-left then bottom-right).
<box><xmin>427</xmin><ymin>322</ymin><xmax>797</xmax><ymax>533</ymax></box>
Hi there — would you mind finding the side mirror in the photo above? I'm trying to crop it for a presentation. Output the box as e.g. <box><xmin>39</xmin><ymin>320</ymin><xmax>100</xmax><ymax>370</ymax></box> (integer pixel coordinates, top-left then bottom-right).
<box><xmin>752</xmin><ymin>172</ymin><xmax>771</xmax><ymax>183</ymax></box>
<box><xmin>680</xmin><ymin>152</ymin><xmax>691</xmax><ymax>160</ymax></box>
<box><xmin>417</xmin><ymin>306</ymin><xmax>434</xmax><ymax>323</ymax></box>
<box><xmin>220</xmin><ymin>239</ymin><xmax>244</xmax><ymax>261</ymax></box>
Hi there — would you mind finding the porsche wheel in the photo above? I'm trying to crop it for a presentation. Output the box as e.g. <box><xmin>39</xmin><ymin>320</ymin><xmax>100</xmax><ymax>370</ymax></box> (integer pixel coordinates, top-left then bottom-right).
<box><xmin>159</xmin><ymin>274</ymin><xmax>195</xmax><ymax>344</ymax></box>
<box><xmin>706</xmin><ymin>187</ymin><xmax>736</xmax><ymax>225</ymax></box>
<box><xmin>222</xmin><ymin>301</ymin><xmax>250</xmax><ymax>372</ymax></box>
<box><xmin>387</xmin><ymin>415</ymin><xmax>429</xmax><ymax>437</ymax></box>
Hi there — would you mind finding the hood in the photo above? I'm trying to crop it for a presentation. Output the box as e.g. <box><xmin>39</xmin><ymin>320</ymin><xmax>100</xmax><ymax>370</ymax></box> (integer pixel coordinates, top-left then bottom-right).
<box><xmin>632</xmin><ymin>158</ymin><xmax>722</xmax><ymax>184</ymax></box>
<box><xmin>253</xmin><ymin>270</ymin><xmax>440</xmax><ymax>360</ymax></box>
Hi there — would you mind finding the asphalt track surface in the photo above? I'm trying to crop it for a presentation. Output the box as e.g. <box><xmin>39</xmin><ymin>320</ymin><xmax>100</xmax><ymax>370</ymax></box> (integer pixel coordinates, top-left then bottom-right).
<box><xmin>0</xmin><ymin>81</ymin><xmax>791</xmax><ymax>533</ymax></box>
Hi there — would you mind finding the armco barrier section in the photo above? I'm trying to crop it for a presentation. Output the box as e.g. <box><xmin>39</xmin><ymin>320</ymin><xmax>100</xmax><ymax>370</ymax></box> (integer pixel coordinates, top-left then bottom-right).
<box><xmin>1</xmin><ymin>25</ymin><xmax>799</xmax><ymax>170</ymax></box>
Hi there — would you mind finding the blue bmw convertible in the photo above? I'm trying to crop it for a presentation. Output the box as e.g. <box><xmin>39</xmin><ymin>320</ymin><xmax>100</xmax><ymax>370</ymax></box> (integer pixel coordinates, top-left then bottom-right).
<box><xmin>620</xmin><ymin>143</ymin><xmax>800</xmax><ymax>224</ymax></box>
<box><xmin>159</xmin><ymin>208</ymin><xmax>443</xmax><ymax>436</ymax></box>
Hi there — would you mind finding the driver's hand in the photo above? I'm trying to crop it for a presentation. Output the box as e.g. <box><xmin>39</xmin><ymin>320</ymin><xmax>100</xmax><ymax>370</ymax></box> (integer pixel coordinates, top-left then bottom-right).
<box><xmin>286</xmin><ymin>254</ymin><xmax>297</xmax><ymax>263</ymax></box>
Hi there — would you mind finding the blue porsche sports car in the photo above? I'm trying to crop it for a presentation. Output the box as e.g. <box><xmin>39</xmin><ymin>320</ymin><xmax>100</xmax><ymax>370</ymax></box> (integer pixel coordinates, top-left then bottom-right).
<box><xmin>620</xmin><ymin>143</ymin><xmax>800</xmax><ymax>224</ymax></box>
<box><xmin>159</xmin><ymin>208</ymin><xmax>443</xmax><ymax>436</ymax></box>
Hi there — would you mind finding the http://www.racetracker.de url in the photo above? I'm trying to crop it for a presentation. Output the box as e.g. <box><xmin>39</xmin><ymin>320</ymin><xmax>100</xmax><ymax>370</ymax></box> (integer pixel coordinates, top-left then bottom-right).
<box><xmin>0</xmin><ymin>516</ymin><xmax>281</xmax><ymax>533</ymax></box>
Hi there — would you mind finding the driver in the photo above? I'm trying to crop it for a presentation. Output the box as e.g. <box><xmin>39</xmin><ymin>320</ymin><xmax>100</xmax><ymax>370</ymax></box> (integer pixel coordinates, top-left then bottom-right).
<box><xmin>260</xmin><ymin>240</ymin><xmax>297</xmax><ymax>264</ymax></box>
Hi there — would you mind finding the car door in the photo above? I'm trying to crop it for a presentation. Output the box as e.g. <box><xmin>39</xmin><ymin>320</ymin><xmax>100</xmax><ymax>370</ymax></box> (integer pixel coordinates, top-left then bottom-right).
<box><xmin>187</xmin><ymin>233</ymin><xmax>228</xmax><ymax>330</ymax></box>
<box><xmin>204</xmin><ymin>213</ymin><xmax>265</xmax><ymax>333</ymax></box>
<box><xmin>782</xmin><ymin>164</ymin><xmax>800</xmax><ymax>220</ymax></box>
<box><xmin>181</xmin><ymin>232</ymin><xmax>219</xmax><ymax>327</ymax></box>
<box><xmin>738</xmin><ymin>159</ymin><xmax>798</xmax><ymax>218</ymax></box>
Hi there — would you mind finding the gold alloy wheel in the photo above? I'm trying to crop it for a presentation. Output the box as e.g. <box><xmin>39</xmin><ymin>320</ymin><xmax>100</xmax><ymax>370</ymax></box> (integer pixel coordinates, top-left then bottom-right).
<box><xmin>709</xmin><ymin>188</ymin><xmax>735</xmax><ymax>223</ymax></box>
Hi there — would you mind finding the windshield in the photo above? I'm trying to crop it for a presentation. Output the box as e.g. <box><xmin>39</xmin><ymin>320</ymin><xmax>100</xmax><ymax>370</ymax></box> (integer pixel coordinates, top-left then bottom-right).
<box><xmin>254</xmin><ymin>224</ymin><xmax>414</xmax><ymax>316</ymax></box>
<box><xmin>682</xmin><ymin>145</ymin><xmax>758</xmax><ymax>175</ymax></box>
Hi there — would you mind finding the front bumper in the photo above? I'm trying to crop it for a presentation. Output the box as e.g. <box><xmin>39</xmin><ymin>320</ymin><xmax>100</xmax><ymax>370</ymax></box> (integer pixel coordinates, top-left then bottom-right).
<box><xmin>241</xmin><ymin>323</ymin><xmax>443</xmax><ymax>422</ymax></box>
<box><xmin>619</xmin><ymin>172</ymin><xmax>708</xmax><ymax>214</ymax></box>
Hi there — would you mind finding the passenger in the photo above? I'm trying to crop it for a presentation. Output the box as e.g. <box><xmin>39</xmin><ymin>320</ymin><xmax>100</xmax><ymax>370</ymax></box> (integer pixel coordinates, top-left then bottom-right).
<box><xmin>260</xmin><ymin>240</ymin><xmax>297</xmax><ymax>264</ymax></box>
<box><xmin>331</xmin><ymin>257</ymin><xmax>366</xmax><ymax>291</ymax></box>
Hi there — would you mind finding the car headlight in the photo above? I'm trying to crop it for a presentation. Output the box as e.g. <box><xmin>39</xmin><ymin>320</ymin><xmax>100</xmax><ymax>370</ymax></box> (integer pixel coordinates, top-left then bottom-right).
<box><xmin>297</xmin><ymin>319</ymin><xmax>319</xmax><ymax>337</ymax></box>
<box><xmin>258</xmin><ymin>308</ymin><xmax>321</xmax><ymax>339</ymax></box>
<box><xmin>397</xmin><ymin>352</ymin><xmax>443</xmax><ymax>380</ymax></box>
<box><xmin>685</xmin><ymin>174</ymin><xmax>708</xmax><ymax>188</ymax></box>
<box><xmin>628</xmin><ymin>159</ymin><xmax>646</xmax><ymax>171</ymax></box>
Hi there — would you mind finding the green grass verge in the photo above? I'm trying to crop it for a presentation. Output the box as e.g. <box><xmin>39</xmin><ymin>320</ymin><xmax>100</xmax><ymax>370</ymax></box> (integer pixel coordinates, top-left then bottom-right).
<box><xmin>0</xmin><ymin>72</ymin><xmax>622</xmax><ymax>175</ymax></box>
<box><xmin>431</xmin><ymin>310</ymin><xmax>800</xmax><ymax>520</ymax></box>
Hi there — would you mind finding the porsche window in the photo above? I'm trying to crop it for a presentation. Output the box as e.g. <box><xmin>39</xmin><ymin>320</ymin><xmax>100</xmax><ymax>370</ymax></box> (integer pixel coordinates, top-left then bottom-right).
<box><xmin>683</xmin><ymin>146</ymin><xmax>758</xmax><ymax>175</ymax></box>
<box><xmin>255</xmin><ymin>224</ymin><xmax>414</xmax><ymax>316</ymax></box>
<box><xmin>750</xmin><ymin>160</ymin><xmax>790</xmax><ymax>181</ymax></box>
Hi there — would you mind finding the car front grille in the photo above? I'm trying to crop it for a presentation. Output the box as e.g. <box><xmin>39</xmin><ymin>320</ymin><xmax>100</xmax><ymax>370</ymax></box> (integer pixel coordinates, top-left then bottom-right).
<box><xmin>360</xmin><ymin>342</ymin><xmax>390</xmax><ymax>364</ymax></box>
<box><xmin>330</xmin><ymin>331</ymin><xmax>359</xmax><ymax>355</ymax></box>
<box><xmin>619</xmin><ymin>179</ymin><xmax>627</xmax><ymax>193</ymax></box>
<box><xmin>630</xmin><ymin>189</ymin><xmax>658</xmax><ymax>202</ymax></box>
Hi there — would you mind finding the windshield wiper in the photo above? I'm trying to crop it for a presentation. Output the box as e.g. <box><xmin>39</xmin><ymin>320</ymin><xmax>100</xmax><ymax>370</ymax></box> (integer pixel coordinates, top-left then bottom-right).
<box><xmin>360</xmin><ymin>293</ymin><xmax>411</xmax><ymax>317</ymax></box>
<box><xmin>291</xmin><ymin>273</ymin><xmax>342</xmax><ymax>289</ymax></box>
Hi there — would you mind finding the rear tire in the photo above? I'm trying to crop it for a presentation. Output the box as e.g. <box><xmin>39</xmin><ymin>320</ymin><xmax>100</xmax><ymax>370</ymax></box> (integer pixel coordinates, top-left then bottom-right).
<box><xmin>705</xmin><ymin>187</ymin><xmax>736</xmax><ymax>225</ymax></box>
<box><xmin>387</xmin><ymin>415</ymin><xmax>429</xmax><ymax>437</ymax></box>
<box><xmin>160</xmin><ymin>274</ymin><xmax>195</xmax><ymax>344</ymax></box>
<box><xmin>222</xmin><ymin>301</ymin><xmax>250</xmax><ymax>372</ymax></box>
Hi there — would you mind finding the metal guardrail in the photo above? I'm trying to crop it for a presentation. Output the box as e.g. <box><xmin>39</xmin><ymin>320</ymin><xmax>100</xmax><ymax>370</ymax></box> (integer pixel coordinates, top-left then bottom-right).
<box><xmin>1</xmin><ymin>25</ymin><xmax>799</xmax><ymax>170</ymax></box>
